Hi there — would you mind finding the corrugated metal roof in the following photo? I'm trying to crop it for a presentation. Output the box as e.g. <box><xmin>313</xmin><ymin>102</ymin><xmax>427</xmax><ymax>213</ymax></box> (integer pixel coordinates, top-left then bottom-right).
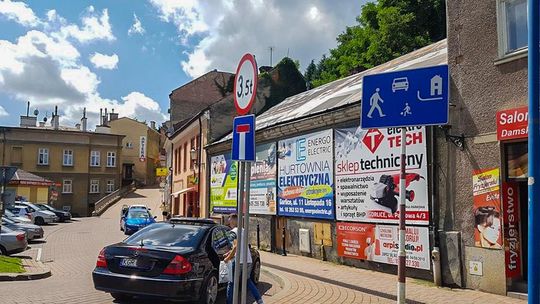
<box><xmin>216</xmin><ymin>39</ymin><xmax>447</xmax><ymax>143</ymax></box>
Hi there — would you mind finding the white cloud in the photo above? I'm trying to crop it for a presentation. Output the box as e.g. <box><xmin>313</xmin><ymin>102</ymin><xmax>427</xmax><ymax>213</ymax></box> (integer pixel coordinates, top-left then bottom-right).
<box><xmin>57</xmin><ymin>7</ymin><xmax>115</xmax><ymax>43</ymax></box>
<box><xmin>0</xmin><ymin>105</ymin><xmax>8</xmax><ymax>117</ymax></box>
<box><xmin>118</xmin><ymin>92</ymin><xmax>168</xmax><ymax>122</ymax></box>
<box><xmin>149</xmin><ymin>0</ymin><xmax>361</xmax><ymax>78</ymax></box>
<box><xmin>128</xmin><ymin>13</ymin><xmax>145</xmax><ymax>36</ymax></box>
<box><xmin>89</xmin><ymin>52</ymin><xmax>119</xmax><ymax>70</ymax></box>
<box><xmin>0</xmin><ymin>0</ymin><xmax>40</xmax><ymax>27</ymax></box>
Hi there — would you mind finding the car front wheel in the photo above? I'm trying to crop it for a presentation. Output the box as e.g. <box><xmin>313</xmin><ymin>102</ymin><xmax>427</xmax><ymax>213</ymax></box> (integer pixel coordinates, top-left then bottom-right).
<box><xmin>35</xmin><ymin>217</ymin><xmax>45</xmax><ymax>225</ymax></box>
<box><xmin>199</xmin><ymin>272</ymin><xmax>218</xmax><ymax>304</ymax></box>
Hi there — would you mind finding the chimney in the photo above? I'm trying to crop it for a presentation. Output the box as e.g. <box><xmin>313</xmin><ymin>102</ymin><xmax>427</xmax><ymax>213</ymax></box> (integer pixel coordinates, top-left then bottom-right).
<box><xmin>39</xmin><ymin>121</ymin><xmax>45</xmax><ymax>127</ymax></box>
<box><xmin>99</xmin><ymin>109</ymin><xmax>103</xmax><ymax>126</ymax></box>
<box><xmin>109</xmin><ymin>108</ymin><xmax>119</xmax><ymax>121</ymax></box>
<box><xmin>150</xmin><ymin>121</ymin><xmax>156</xmax><ymax>130</ymax></box>
<box><xmin>53</xmin><ymin>106</ymin><xmax>59</xmax><ymax>130</ymax></box>
<box><xmin>81</xmin><ymin>108</ymin><xmax>88</xmax><ymax>132</ymax></box>
<box><xmin>103</xmin><ymin>108</ymin><xmax>109</xmax><ymax>126</ymax></box>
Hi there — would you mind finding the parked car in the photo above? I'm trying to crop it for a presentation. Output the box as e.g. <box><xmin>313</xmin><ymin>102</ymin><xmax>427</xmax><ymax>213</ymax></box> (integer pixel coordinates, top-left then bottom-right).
<box><xmin>35</xmin><ymin>204</ymin><xmax>71</xmax><ymax>222</ymax></box>
<box><xmin>7</xmin><ymin>206</ymin><xmax>34</xmax><ymax>222</ymax></box>
<box><xmin>2</xmin><ymin>216</ymin><xmax>44</xmax><ymax>240</ymax></box>
<box><xmin>120</xmin><ymin>208</ymin><xmax>157</xmax><ymax>235</ymax></box>
<box><xmin>15</xmin><ymin>202</ymin><xmax>57</xmax><ymax>225</ymax></box>
<box><xmin>93</xmin><ymin>218</ymin><xmax>261</xmax><ymax>303</ymax></box>
<box><xmin>0</xmin><ymin>225</ymin><xmax>28</xmax><ymax>255</ymax></box>
<box><xmin>4</xmin><ymin>209</ymin><xmax>32</xmax><ymax>224</ymax></box>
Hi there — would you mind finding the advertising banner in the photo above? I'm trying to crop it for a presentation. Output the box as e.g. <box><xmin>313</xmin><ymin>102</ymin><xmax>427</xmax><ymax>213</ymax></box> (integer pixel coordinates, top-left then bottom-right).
<box><xmin>496</xmin><ymin>107</ymin><xmax>528</xmax><ymax>141</ymax></box>
<box><xmin>502</xmin><ymin>181</ymin><xmax>521</xmax><ymax>278</ymax></box>
<box><xmin>277</xmin><ymin>129</ymin><xmax>334</xmax><ymax>219</ymax></box>
<box><xmin>336</xmin><ymin>222</ymin><xmax>430</xmax><ymax>270</ymax></box>
<box><xmin>250</xmin><ymin>143</ymin><xmax>277</xmax><ymax>215</ymax></box>
<box><xmin>210</xmin><ymin>154</ymin><xmax>238</xmax><ymax>213</ymax></box>
<box><xmin>335</xmin><ymin>126</ymin><xmax>429</xmax><ymax>225</ymax></box>
<box><xmin>472</xmin><ymin>168</ymin><xmax>503</xmax><ymax>249</ymax></box>
<box><xmin>139</xmin><ymin>136</ymin><xmax>147</xmax><ymax>161</ymax></box>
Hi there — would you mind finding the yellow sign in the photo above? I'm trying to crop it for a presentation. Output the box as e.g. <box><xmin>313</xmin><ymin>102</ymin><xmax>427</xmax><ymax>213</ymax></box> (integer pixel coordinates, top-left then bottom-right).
<box><xmin>156</xmin><ymin>167</ymin><xmax>168</xmax><ymax>177</ymax></box>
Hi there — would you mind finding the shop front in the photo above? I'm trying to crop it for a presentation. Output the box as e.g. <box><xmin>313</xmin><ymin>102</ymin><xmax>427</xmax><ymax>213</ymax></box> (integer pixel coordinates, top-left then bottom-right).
<box><xmin>496</xmin><ymin>106</ymin><xmax>528</xmax><ymax>293</ymax></box>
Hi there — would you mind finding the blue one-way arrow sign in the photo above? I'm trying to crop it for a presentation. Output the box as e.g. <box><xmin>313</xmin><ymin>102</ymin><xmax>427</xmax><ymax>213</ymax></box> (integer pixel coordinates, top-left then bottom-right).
<box><xmin>232</xmin><ymin>114</ymin><xmax>256</xmax><ymax>162</ymax></box>
<box><xmin>361</xmin><ymin>65</ymin><xmax>449</xmax><ymax>128</ymax></box>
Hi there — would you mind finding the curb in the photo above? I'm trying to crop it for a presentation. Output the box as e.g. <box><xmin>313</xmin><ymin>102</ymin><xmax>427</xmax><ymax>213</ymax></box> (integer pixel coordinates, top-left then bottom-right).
<box><xmin>261</xmin><ymin>267</ymin><xmax>285</xmax><ymax>289</ymax></box>
<box><xmin>0</xmin><ymin>260</ymin><xmax>51</xmax><ymax>282</ymax></box>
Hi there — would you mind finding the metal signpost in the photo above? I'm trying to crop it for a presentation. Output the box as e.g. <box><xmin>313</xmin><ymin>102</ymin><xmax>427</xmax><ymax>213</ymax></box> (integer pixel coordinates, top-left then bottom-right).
<box><xmin>361</xmin><ymin>65</ymin><xmax>449</xmax><ymax>303</ymax></box>
<box><xmin>231</xmin><ymin>53</ymin><xmax>258</xmax><ymax>304</ymax></box>
<box><xmin>528</xmin><ymin>0</ymin><xmax>540</xmax><ymax>302</ymax></box>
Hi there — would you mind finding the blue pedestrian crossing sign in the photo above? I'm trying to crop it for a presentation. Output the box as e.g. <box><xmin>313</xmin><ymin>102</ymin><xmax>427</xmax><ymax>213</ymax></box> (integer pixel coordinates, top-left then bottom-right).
<box><xmin>361</xmin><ymin>65</ymin><xmax>449</xmax><ymax>129</ymax></box>
<box><xmin>232</xmin><ymin>114</ymin><xmax>256</xmax><ymax>162</ymax></box>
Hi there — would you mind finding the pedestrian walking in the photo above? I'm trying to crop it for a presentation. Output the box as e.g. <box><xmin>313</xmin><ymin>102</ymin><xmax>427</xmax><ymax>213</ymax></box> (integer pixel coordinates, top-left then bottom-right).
<box><xmin>224</xmin><ymin>214</ymin><xmax>264</xmax><ymax>304</ymax></box>
<box><xmin>159</xmin><ymin>202</ymin><xmax>168</xmax><ymax>221</ymax></box>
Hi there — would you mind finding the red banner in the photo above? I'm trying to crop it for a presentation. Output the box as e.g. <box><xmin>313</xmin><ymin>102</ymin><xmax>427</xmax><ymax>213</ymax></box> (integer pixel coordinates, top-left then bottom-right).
<box><xmin>502</xmin><ymin>182</ymin><xmax>521</xmax><ymax>278</ymax></box>
<box><xmin>496</xmin><ymin>107</ymin><xmax>528</xmax><ymax>141</ymax></box>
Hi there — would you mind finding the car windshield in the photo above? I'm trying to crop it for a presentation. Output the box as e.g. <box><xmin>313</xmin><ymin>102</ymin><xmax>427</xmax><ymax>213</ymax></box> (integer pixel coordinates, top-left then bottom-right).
<box><xmin>35</xmin><ymin>204</ymin><xmax>50</xmax><ymax>211</ymax></box>
<box><xmin>127</xmin><ymin>210</ymin><xmax>150</xmax><ymax>219</ymax></box>
<box><xmin>124</xmin><ymin>222</ymin><xmax>207</xmax><ymax>248</ymax></box>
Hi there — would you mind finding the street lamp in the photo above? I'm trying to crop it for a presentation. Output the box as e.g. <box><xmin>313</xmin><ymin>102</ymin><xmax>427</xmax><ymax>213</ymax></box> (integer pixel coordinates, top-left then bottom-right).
<box><xmin>190</xmin><ymin>147</ymin><xmax>198</xmax><ymax>170</ymax></box>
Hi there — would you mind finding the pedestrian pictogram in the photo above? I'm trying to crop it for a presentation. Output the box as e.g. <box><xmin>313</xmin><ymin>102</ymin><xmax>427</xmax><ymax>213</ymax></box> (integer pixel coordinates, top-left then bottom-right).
<box><xmin>401</xmin><ymin>103</ymin><xmax>412</xmax><ymax>117</ymax></box>
<box><xmin>367</xmin><ymin>88</ymin><xmax>386</xmax><ymax>118</ymax></box>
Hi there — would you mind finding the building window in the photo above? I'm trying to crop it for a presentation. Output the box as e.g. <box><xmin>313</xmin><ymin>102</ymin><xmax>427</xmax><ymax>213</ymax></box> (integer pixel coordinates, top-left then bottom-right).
<box><xmin>90</xmin><ymin>179</ymin><xmax>100</xmax><ymax>193</ymax></box>
<box><xmin>63</xmin><ymin>150</ymin><xmax>74</xmax><ymax>166</ymax></box>
<box><xmin>183</xmin><ymin>142</ymin><xmax>187</xmax><ymax>172</ymax></box>
<box><xmin>90</xmin><ymin>151</ymin><xmax>100</xmax><ymax>167</ymax></box>
<box><xmin>62</xmin><ymin>179</ymin><xmax>73</xmax><ymax>193</ymax></box>
<box><xmin>106</xmin><ymin>180</ymin><xmax>115</xmax><ymax>193</ymax></box>
<box><xmin>498</xmin><ymin>0</ymin><xmax>528</xmax><ymax>56</ymax></box>
<box><xmin>11</xmin><ymin>147</ymin><xmax>22</xmax><ymax>164</ymax></box>
<box><xmin>38</xmin><ymin>148</ymin><xmax>49</xmax><ymax>165</ymax></box>
<box><xmin>106</xmin><ymin>152</ymin><xmax>116</xmax><ymax>167</ymax></box>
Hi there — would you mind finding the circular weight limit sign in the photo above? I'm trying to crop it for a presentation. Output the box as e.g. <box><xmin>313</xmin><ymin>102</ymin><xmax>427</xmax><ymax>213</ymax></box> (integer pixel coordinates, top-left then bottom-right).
<box><xmin>234</xmin><ymin>53</ymin><xmax>258</xmax><ymax>115</ymax></box>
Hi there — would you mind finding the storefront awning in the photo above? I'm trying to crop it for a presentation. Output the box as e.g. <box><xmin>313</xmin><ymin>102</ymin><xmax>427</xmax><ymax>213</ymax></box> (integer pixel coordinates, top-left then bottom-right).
<box><xmin>171</xmin><ymin>187</ymin><xmax>196</xmax><ymax>198</ymax></box>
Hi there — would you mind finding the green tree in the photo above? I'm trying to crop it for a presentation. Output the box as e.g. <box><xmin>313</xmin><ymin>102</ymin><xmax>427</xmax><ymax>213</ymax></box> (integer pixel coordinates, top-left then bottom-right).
<box><xmin>310</xmin><ymin>0</ymin><xmax>446</xmax><ymax>87</ymax></box>
<box><xmin>304</xmin><ymin>60</ymin><xmax>317</xmax><ymax>88</ymax></box>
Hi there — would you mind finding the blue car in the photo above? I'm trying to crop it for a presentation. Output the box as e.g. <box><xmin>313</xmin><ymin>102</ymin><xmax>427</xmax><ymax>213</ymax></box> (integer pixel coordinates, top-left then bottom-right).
<box><xmin>120</xmin><ymin>208</ymin><xmax>157</xmax><ymax>235</ymax></box>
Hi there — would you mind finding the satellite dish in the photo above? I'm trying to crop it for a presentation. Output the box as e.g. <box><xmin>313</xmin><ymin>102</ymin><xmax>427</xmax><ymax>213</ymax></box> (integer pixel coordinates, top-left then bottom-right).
<box><xmin>43</xmin><ymin>116</ymin><xmax>48</xmax><ymax>122</ymax></box>
<box><xmin>33</xmin><ymin>109</ymin><xmax>39</xmax><ymax>116</ymax></box>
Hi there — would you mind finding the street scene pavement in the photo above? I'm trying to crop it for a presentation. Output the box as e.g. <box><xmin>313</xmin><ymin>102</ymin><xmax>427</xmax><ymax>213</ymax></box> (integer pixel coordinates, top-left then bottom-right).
<box><xmin>0</xmin><ymin>188</ymin><xmax>525</xmax><ymax>303</ymax></box>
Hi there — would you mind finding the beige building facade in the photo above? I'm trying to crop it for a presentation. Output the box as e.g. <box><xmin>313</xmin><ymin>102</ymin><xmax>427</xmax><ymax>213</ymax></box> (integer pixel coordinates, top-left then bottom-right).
<box><xmin>109</xmin><ymin>117</ymin><xmax>161</xmax><ymax>186</ymax></box>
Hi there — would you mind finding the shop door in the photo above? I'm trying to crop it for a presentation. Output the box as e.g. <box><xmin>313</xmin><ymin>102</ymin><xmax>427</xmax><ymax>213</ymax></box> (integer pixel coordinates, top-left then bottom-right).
<box><xmin>274</xmin><ymin>217</ymin><xmax>287</xmax><ymax>253</ymax></box>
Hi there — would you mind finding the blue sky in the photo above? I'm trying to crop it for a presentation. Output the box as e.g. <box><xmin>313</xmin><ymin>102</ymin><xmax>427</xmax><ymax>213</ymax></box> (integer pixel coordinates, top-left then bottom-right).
<box><xmin>0</xmin><ymin>0</ymin><xmax>361</xmax><ymax>129</ymax></box>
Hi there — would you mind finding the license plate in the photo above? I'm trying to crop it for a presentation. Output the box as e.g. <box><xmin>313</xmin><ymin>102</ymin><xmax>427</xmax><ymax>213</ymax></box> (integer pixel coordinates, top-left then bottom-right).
<box><xmin>119</xmin><ymin>258</ymin><xmax>138</xmax><ymax>268</ymax></box>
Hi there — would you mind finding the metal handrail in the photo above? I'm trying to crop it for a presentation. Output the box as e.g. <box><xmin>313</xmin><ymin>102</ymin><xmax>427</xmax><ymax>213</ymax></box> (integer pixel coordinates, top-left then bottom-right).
<box><xmin>92</xmin><ymin>182</ymin><xmax>135</xmax><ymax>216</ymax></box>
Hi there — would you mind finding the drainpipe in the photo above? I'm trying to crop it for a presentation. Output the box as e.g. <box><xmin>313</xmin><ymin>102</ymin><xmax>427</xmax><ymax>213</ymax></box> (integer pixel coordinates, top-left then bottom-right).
<box><xmin>430</xmin><ymin>126</ymin><xmax>442</xmax><ymax>286</ymax></box>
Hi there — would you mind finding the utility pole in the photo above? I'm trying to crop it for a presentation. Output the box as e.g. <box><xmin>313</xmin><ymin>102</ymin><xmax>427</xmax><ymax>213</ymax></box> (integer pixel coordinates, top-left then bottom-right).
<box><xmin>528</xmin><ymin>0</ymin><xmax>540</xmax><ymax>302</ymax></box>
<box><xmin>268</xmin><ymin>46</ymin><xmax>274</xmax><ymax>66</ymax></box>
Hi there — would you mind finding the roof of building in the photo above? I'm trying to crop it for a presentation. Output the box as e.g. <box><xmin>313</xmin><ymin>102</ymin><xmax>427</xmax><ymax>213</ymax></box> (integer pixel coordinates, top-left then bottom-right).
<box><xmin>1</xmin><ymin>125</ymin><xmax>125</xmax><ymax>137</ymax></box>
<box><xmin>214</xmin><ymin>39</ymin><xmax>447</xmax><ymax>144</ymax></box>
<box><xmin>9</xmin><ymin>169</ymin><xmax>54</xmax><ymax>186</ymax></box>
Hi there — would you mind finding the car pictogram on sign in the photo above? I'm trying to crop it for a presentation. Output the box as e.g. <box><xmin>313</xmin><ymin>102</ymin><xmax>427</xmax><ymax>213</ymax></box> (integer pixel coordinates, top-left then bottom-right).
<box><xmin>362</xmin><ymin>129</ymin><xmax>384</xmax><ymax>154</ymax></box>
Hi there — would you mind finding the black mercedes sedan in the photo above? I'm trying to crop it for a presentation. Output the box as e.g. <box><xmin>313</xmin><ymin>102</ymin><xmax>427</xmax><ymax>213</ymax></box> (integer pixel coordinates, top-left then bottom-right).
<box><xmin>92</xmin><ymin>218</ymin><xmax>261</xmax><ymax>303</ymax></box>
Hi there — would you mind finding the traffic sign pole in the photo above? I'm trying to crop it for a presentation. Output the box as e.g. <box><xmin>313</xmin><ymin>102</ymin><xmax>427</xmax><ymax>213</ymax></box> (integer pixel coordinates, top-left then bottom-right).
<box><xmin>233</xmin><ymin>161</ymin><xmax>246</xmax><ymax>304</ymax></box>
<box><xmin>241</xmin><ymin>162</ymin><xmax>252</xmax><ymax>304</ymax></box>
<box><xmin>397</xmin><ymin>128</ymin><xmax>407</xmax><ymax>304</ymax></box>
<box><xmin>528</xmin><ymin>0</ymin><xmax>540</xmax><ymax>302</ymax></box>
